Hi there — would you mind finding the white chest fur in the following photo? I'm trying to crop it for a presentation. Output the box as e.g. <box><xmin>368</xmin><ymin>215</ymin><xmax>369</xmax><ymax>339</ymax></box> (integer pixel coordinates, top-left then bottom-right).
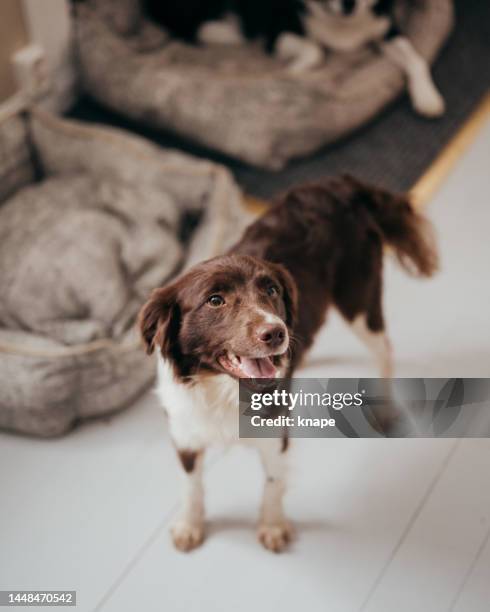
<box><xmin>156</xmin><ymin>358</ymin><xmax>240</xmax><ymax>450</ymax></box>
<box><xmin>304</xmin><ymin>3</ymin><xmax>390</xmax><ymax>52</ymax></box>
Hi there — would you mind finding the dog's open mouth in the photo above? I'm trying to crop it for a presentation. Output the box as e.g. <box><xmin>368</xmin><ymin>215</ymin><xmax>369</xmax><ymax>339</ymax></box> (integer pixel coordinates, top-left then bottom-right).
<box><xmin>218</xmin><ymin>351</ymin><xmax>282</xmax><ymax>379</ymax></box>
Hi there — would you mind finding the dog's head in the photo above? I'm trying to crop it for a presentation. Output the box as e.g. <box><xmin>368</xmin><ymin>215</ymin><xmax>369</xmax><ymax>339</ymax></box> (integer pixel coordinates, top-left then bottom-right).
<box><xmin>138</xmin><ymin>254</ymin><xmax>297</xmax><ymax>381</ymax></box>
<box><xmin>316</xmin><ymin>0</ymin><xmax>383</xmax><ymax>17</ymax></box>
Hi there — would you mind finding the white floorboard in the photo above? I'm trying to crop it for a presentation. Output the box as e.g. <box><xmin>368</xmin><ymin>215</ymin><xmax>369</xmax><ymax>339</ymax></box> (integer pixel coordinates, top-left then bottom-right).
<box><xmin>0</xmin><ymin>395</ymin><xmax>182</xmax><ymax>611</ymax></box>
<box><xmin>452</xmin><ymin>525</ymin><xmax>490</xmax><ymax>612</ymax></box>
<box><xmin>363</xmin><ymin>440</ymin><xmax>490</xmax><ymax>612</ymax></box>
<box><xmin>99</xmin><ymin>439</ymin><xmax>456</xmax><ymax>612</ymax></box>
<box><xmin>0</xmin><ymin>117</ymin><xmax>489</xmax><ymax>612</ymax></box>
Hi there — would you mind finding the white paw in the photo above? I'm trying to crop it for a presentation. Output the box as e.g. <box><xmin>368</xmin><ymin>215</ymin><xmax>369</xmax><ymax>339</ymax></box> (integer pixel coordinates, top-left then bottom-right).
<box><xmin>286</xmin><ymin>52</ymin><xmax>324</xmax><ymax>75</ymax></box>
<box><xmin>197</xmin><ymin>20</ymin><xmax>244</xmax><ymax>46</ymax></box>
<box><xmin>258</xmin><ymin>521</ymin><xmax>293</xmax><ymax>553</ymax></box>
<box><xmin>171</xmin><ymin>520</ymin><xmax>205</xmax><ymax>552</ymax></box>
<box><xmin>276</xmin><ymin>33</ymin><xmax>323</xmax><ymax>74</ymax></box>
<box><xmin>411</xmin><ymin>82</ymin><xmax>446</xmax><ymax>118</ymax></box>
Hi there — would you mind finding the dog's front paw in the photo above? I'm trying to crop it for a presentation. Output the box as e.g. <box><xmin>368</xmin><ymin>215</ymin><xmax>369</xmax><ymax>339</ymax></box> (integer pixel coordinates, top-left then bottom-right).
<box><xmin>286</xmin><ymin>52</ymin><xmax>323</xmax><ymax>75</ymax></box>
<box><xmin>258</xmin><ymin>521</ymin><xmax>293</xmax><ymax>553</ymax></box>
<box><xmin>171</xmin><ymin>520</ymin><xmax>205</xmax><ymax>552</ymax></box>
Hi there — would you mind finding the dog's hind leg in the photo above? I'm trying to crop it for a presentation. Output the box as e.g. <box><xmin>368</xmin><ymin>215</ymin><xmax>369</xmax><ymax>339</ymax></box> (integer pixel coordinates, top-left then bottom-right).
<box><xmin>335</xmin><ymin>241</ymin><xmax>393</xmax><ymax>379</ymax></box>
<box><xmin>335</xmin><ymin>241</ymin><xmax>393</xmax><ymax>378</ymax></box>
<box><xmin>349</xmin><ymin>313</ymin><xmax>393</xmax><ymax>379</ymax></box>
<box><xmin>171</xmin><ymin>449</ymin><xmax>206</xmax><ymax>552</ymax></box>
<box><xmin>338</xmin><ymin>270</ymin><xmax>403</xmax><ymax>434</ymax></box>
<box><xmin>344</xmin><ymin>309</ymin><xmax>402</xmax><ymax>435</ymax></box>
<box><xmin>381</xmin><ymin>35</ymin><xmax>445</xmax><ymax>118</ymax></box>
<box><xmin>255</xmin><ymin>439</ymin><xmax>292</xmax><ymax>553</ymax></box>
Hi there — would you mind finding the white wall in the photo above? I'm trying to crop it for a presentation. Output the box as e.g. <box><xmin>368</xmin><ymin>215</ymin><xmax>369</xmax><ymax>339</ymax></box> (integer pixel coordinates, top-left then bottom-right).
<box><xmin>21</xmin><ymin>0</ymin><xmax>77</xmax><ymax>111</ymax></box>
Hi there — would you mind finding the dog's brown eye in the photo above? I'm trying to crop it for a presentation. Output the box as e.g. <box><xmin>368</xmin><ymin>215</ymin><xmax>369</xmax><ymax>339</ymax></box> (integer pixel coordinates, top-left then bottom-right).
<box><xmin>207</xmin><ymin>294</ymin><xmax>225</xmax><ymax>307</ymax></box>
<box><xmin>267</xmin><ymin>285</ymin><xmax>279</xmax><ymax>297</ymax></box>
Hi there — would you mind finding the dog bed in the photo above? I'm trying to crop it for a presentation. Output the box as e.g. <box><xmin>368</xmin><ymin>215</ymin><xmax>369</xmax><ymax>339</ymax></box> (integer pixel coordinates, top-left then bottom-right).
<box><xmin>0</xmin><ymin>105</ymin><xmax>248</xmax><ymax>437</ymax></box>
<box><xmin>73</xmin><ymin>0</ymin><xmax>453</xmax><ymax>169</ymax></box>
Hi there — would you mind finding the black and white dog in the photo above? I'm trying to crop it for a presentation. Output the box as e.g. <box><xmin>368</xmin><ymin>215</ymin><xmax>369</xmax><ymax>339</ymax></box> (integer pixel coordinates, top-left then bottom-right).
<box><xmin>143</xmin><ymin>0</ymin><xmax>445</xmax><ymax>117</ymax></box>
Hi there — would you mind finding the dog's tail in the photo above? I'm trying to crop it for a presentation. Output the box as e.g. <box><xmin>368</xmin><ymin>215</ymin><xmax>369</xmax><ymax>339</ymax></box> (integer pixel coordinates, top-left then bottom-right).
<box><xmin>343</xmin><ymin>175</ymin><xmax>439</xmax><ymax>277</ymax></box>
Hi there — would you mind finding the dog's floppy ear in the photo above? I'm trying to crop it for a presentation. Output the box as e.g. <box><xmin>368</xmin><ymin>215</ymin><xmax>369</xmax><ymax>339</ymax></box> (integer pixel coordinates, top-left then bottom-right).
<box><xmin>138</xmin><ymin>283</ymin><xmax>180</xmax><ymax>356</ymax></box>
<box><xmin>270</xmin><ymin>263</ymin><xmax>298</xmax><ymax>329</ymax></box>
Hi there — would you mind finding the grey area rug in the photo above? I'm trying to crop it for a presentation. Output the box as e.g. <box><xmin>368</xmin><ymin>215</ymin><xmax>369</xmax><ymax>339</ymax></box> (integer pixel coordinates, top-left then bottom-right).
<box><xmin>68</xmin><ymin>0</ymin><xmax>489</xmax><ymax>199</ymax></box>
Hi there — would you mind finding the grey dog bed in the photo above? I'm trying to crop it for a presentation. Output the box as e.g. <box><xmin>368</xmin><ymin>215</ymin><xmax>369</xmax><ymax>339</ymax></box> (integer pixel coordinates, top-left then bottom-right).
<box><xmin>73</xmin><ymin>0</ymin><xmax>453</xmax><ymax>169</ymax></box>
<box><xmin>0</xmin><ymin>105</ymin><xmax>248</xmax><ymax>437</ymax></box>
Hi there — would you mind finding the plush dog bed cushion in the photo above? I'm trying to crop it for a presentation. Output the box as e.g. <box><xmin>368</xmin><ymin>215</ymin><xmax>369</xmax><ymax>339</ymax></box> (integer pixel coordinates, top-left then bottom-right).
<box><xmin>0</xmin><ymin>328</ymin><xmax>155</xmax><ymax>437</ymax></box>
<box><xmin>0</xmin><ymin>108</ymin><xmax>249</xmax><ymax>437</ymax></box>
<box><xmin>0</xmin><ymin>175</ymin><xmax>183</xmax><ymax>344</ymax></box>
<box><xmin>75</xmin><ymin>0</ymin><xmax>453</xmax><ymax>169</ymax></box>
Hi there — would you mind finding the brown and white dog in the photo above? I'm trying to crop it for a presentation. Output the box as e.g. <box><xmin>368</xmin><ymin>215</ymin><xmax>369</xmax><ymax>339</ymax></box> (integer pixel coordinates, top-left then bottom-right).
<box><xmin>139</xmin><ymin>175</ymin><xmax>438</xmax><ymax>553</ymax></box>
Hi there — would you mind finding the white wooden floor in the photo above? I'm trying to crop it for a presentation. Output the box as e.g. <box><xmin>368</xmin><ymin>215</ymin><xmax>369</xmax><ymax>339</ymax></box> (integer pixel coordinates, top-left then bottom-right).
<box><xmin>1</xmin><ymin>118</ymin><xmax>489</xmax><ymax>612</ymax></box>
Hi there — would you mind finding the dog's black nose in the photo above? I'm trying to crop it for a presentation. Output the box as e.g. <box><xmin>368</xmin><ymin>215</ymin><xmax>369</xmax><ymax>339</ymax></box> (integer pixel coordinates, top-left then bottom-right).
<box><xmin>258</xmin><ymin>325</ymin><xmax>286</xmax><ymax>348</ymax></box>
<box><xmin>342</xmin><ymin>0</ymin><xmax>356</xmax><ymax>14</ymax></box>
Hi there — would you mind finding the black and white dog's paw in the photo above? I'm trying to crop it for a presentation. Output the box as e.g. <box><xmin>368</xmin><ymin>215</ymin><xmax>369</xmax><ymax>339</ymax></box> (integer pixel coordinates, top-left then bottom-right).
<box><xmin>197</xmin><ymin>17</ymin><xmax>245</xmax><ymax>46</ymax></box>
<box><xmin>382</xmin><ymin>37</ymin><xmax>446</xmax><ymax>119</ymax></box>
<box><xmin>410</xmin><ymin>75</ymin><xmax>446</xmax><ymax>118</ymax></box>
<box><xmin>276</xmin><ymin>33</ymin><xmax>325</xmax><ymax>74</ymax></box>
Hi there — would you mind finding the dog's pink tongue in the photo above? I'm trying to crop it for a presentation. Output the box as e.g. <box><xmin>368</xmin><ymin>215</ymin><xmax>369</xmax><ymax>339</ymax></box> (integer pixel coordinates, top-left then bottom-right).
<box><xmin>240</xmin><ymin>357</ymin><xmax>276</xmax><ymax>378</ymax></box>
